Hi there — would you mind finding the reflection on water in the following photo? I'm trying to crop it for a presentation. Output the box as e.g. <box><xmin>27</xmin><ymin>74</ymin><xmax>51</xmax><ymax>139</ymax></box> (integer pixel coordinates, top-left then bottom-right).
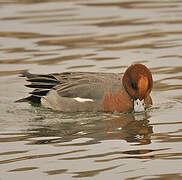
<box><xmin>105</xmin><ymin>114</ymin><xmax>153</xmax><ymax>145</ymax></box>
<box><xmin>1</xmin><ymin>107</ymin><xmax>182</xmax><ymax>179</ymax></box>
<box><xmin>26</xmin><ymin>112</ymin><xmax>152</xmax><ymax>146</ymax></box>
<box><xmin>0</xmin><ymin>0</ymin><xmax>182</xmax><ymax>179</ymax></box>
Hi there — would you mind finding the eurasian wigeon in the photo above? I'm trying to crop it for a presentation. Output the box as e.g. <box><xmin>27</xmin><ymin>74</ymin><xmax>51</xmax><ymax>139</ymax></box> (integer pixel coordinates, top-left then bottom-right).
<box><xmin>18</xmin><ymin>64</ymin><xmax>153</xmax><ymax>113</ymax></box>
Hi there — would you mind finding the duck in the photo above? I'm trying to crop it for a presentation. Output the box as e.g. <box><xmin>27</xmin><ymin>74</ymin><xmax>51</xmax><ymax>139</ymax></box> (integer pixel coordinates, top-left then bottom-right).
<box><xmin>17</xmin><ymin>64</ymin><xmax>153</xmax><ymax>113</ymax></box>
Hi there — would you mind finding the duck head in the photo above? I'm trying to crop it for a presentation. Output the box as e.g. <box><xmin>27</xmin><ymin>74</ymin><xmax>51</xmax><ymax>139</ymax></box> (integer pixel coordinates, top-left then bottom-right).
<box><xmin>122</xmin><ymin>64</ymin><xmax>153</xmax><ymax>112</ymax></box>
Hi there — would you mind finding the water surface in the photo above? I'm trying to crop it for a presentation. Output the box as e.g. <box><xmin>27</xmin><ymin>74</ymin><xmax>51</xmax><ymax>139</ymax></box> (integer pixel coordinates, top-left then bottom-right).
<box><xmin>0</xmin><ymin>0</ymin><xmax>182</xmax><ymax>179</ymax></box>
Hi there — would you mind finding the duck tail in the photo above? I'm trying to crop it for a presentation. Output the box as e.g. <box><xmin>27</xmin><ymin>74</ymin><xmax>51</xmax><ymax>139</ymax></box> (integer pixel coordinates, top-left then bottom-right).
<box><xmin>16</xmin><ymin>71</ymin><xmax>59</xmax><ymax>104</ymax></box>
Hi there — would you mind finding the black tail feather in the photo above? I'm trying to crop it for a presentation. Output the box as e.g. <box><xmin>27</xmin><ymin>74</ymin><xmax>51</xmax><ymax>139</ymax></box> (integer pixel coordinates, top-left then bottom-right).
<box><xmin>15</xmin><ymin>95</ymin><xmax>41</xmax><ymax>104</ymax></box>
<box><xmin>27</xmin><ymin>77</ymin><xmax>58</xmax><ymax>83</ymax></box>
<box><xmin>17</xmin><ymin>71</ymin><xmax>59</xmax><ymax>104</ymax></box>
<box><xmin>30</xmin><ymin>89</ymin><xmax>49</xmax><ymax>96</ymax></box>
<box><xmin>25</xmin><ymin>83</ymin><xmax>55</xmax><ymax>89</ymax></box>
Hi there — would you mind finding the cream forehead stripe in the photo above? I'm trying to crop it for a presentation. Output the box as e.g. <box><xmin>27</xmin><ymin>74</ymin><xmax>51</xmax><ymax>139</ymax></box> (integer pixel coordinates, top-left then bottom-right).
<box><xmin>73</xmin><ymin>97</ymin><xmax>94</xmax><ymax>102</ymax></box>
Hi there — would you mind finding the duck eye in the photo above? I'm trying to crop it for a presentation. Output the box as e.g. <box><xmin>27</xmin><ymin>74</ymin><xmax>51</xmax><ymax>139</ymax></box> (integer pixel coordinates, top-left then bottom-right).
<box><xmin>131</xmin><ymin>82</ymin><xmax>137</xmax><ymax>90</ymax></box>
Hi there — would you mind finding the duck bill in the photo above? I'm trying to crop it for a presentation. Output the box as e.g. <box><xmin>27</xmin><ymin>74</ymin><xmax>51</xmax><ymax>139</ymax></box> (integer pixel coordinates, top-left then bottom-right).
<box><xmin>134</xmin><ymin>99</ymin><xmax>145</xmax><ymax>113</ymax></box>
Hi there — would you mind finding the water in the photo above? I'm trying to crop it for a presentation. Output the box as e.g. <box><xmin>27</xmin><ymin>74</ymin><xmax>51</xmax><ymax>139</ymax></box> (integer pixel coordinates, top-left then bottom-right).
<box><xmin>0</xmin><ymin>0</ymin><xmax>182</xmax><ymax>179</ymax></box>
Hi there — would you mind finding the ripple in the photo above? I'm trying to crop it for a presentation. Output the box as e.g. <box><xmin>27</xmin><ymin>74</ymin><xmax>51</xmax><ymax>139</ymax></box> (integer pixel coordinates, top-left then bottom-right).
<box><xmin>0</xmin><ymin>150</ymin><xmax>28</xmax><ymax>156</ymax></box>
<box><xmin>8</xmin><ymin>167</ymin><xmax>38</xmax><ymax>172</ymax></box>
<box><xmin>0</xmin><ymin>149</ymin><xmax>87</xmax><ymax>165</ymax></box>
<box><xmin>71</xmin><ymin>165</ymin><xmax>121</xmax><ymax>178</ymax></box>
<box><xmin>80</xmin><ymin>1</ymin><xmax>179</xmax><ymax>9</ymax></box>
<box><xmin>44</xmin><ymin>169</ymin><xmax>68</xmax><ymax>175</ymax></box>
<box><xmin>0</xmin><ymin>32</ymin><xmax>56</xmax><ymax>39</ymax></box>
<box><xmin>1</xmin><ymin>0</ymin><xmax>182</xmax><ymax>179</ymax></box>
<box><xmin>59</xmin><ymin>148</ymin><xmax>168</xmax><ymax>161</ymax></box>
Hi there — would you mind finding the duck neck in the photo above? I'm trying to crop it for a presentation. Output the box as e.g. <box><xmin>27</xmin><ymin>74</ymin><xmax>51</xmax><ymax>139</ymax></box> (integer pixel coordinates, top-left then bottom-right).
<box><xmin>103</xmin><ymin>90</ymin><xmax>133</xmax><ymax>113</ymax></box>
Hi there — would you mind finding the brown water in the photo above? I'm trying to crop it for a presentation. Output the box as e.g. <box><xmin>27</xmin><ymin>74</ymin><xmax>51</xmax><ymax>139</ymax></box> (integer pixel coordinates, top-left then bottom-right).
<box><xmin>0</xmin><ymin>0</ymin><xmax>182</xmax><ymax>179</ymax></box>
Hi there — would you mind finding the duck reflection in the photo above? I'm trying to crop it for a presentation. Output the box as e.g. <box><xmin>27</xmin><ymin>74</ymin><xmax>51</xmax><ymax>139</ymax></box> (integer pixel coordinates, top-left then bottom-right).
<box><xmin>27</xmin><ymin>112</ymin><xmax>153</xmax><ymax>146</ymax></box>
<box><xmin>105</xmin><ymin>113</ymin><xmax>153</xmax><ymax>145</ymax></box>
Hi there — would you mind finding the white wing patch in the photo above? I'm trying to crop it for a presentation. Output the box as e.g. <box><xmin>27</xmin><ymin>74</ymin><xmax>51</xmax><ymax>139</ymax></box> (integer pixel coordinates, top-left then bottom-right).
<box><xmin>73</xmin><ymin>97</ymin><xmax>94</xmax><ymax>102</ymax></box>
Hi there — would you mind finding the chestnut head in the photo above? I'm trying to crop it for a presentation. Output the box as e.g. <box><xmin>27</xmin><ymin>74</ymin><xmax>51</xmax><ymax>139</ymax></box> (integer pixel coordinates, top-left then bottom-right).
<box><xmin>122</xmin><ymin>64</ymin><xmax>153</xmax><ymax>112</ymax></box>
